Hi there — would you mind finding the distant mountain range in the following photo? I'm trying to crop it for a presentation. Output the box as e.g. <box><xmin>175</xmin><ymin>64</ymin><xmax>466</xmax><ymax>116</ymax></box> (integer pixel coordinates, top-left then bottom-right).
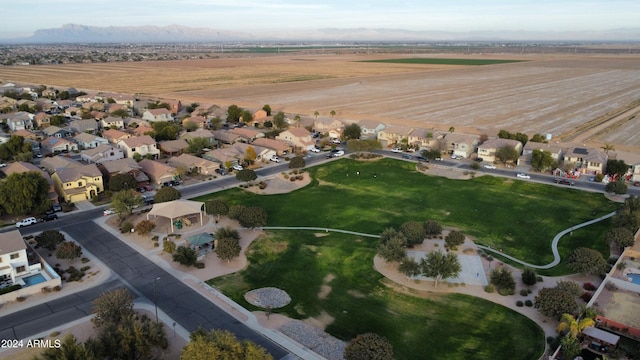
<box><xmin>4</xmin><ymin>23</ymin><xmax>640</xmax><ymax>43</ymax></box>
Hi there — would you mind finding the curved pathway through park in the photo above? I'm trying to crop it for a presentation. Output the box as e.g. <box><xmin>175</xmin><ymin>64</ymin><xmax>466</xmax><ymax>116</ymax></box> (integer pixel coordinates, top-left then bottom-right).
<box><xmin>261</xmin><ymin>210</ymin><xmax>616</xmax><ymax>269</ymax></box>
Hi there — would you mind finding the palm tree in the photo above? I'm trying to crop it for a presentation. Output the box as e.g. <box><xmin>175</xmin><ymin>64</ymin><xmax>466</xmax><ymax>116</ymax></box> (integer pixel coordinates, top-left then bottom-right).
<box><xmin>330</xmin><ymin>110</ymin><xmax>336</xmax><ymax>118</ymax></box>
<box><xmin>313</xmin><ymin>110</ymin><xmax>319</xmax><ymax>119</ymax></box>
<box><xmin>601</xmin><ymin>143</ymin><xmax>614</xmax><ymax>155</ymax></box>
<box><xmin>448</xmin><ymin>126</ymin><xmax>455</xmax><ymax>133</ymax></box>
<box><xmin>294</xmin><ymin>114</ymin><xmax>301</xmax><ymax>127</ymax></box>
<box><xmin>556</xmin><ymin>313</ymin><xmax>595</xmax><ymax>337</ymax></box>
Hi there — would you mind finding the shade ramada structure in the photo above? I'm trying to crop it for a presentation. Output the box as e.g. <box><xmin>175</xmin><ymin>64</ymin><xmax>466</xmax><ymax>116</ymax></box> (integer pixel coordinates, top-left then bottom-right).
<box><xmin>146</xmin><ymin>199</ymin><xmax>205</xmax><ymax>233</ymax></box>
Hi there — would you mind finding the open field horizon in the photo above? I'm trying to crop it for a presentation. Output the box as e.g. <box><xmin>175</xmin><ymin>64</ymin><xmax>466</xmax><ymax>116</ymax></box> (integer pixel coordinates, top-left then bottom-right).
<box><xmin>2</xmin><ymin>53</ymin><xmax>640</xmax><ymax>150</ymax></box>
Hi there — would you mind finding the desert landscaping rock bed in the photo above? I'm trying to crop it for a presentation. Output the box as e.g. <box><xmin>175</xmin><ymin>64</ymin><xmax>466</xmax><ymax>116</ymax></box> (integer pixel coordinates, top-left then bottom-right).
<box><xmin>244</xmin><ymin>287</ymin><xmax>292</xmax><ymax>309</ymax></box>
<box><xmin>279</xmin><ymin>320</ymin><xmax>347</xmax><ymax>360</ymax></box>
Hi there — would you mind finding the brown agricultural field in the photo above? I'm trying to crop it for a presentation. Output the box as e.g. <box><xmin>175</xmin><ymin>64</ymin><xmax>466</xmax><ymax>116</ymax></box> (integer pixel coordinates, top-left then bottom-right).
<box><xmin>2</xmin><ymin>53</ymin><xmax>640</xmax><ymax>150</ymax></box>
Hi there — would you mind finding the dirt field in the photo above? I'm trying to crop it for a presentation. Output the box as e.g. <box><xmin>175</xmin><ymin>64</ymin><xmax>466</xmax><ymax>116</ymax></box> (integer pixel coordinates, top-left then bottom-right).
<box><xmin>2</xmin><ymin>53</ymin><xmax>640</xmax><ymax>149</ymax></box>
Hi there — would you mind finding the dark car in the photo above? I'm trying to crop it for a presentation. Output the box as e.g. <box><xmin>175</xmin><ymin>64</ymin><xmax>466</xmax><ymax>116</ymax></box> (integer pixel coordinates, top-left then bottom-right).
<box><xmin>416</xmin><ymin>156</ymin><xmax>429</xmax><ymax>163</ymax></box>
<box><xmin>39</xmin><ymin>213</ymin><xmax>58</xmax><ymax>222</ymax></box>
<box><xmin>402</xmin><ymin>154</ymin><xmax>413</xmax><ymax>160</ymax></box>
<box><xmin>474</xmin><ymin>157</ymin><xmax>484</xmax><ymax>162</ymax></box>
<box><xmin>555</xmin><ymin>179</ymin><xmax>575</xmax><ymax>186</ymax></box>
<box><xmin>163</xmin><ymin>180</ymin><xmax>180</xmax><ymax>187</ymax></box>
<box><xmin>52</xmin><ymin>203</ymin><xmax>62</xmax><ymax>212</ymax></box>
<box><xmin>215</xmin><ymin>168</ymin><xmax>228</xmax><ymax>176</ymax></box>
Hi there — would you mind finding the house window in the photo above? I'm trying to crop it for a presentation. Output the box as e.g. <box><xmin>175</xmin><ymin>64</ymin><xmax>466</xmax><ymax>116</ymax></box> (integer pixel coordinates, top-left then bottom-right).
<box><xmin>10</xmin><ymin>253</ymin><xmax>19</xmax><ymax>260</ymax></box>
<box><xmin>110</xmin><ymin>152</ymin><xmax>114</xmax><ymax>156</ymax></box>
<box><xmin>131</xmin><ymin>148</ymin><xmax>136</xmax><ymax>152</ymax></box>
<box><xmin>78</xmin><ymin>181</ymin><xmax>83</xmax><ymax>187</ymax></box>
<box><xmin>16</xmin><ymin>265</ymin><xmax>26</xmax><ymax>273</ymax></box>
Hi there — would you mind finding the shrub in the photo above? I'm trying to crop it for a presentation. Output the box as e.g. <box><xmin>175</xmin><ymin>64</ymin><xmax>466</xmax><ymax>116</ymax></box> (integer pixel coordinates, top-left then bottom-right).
<box><xmin>525</xmin><ymin>300</ymin><xmax>533</xmax><ymax>307</ymax></box>
<box><xmin>290</xmin><ymin>176</ymin><xmax>296</xmax><ymax>182</ymax></box>
<box><xmin>16</xmin><ymin>296</ymin><xmax>26</xmax><ymax>302</ymax></box>
<box><xmin>498</xmin><ymin>288</ymin><xmax>515</xmax><ymax>296</ymax></box>
<box><xmin>163</xmin><ymin>239</ymin><xmax>176</xmax><ymax>254</ymax></box>
<box><xmin>134</xmin><ymin>220</ymin><xmax>156</xmax><ymax>235</ymax></box>
<box><xmin>120</xmin><ymin>221</ymin><xmax>134</xmax><ymax>233</ymax></box>
<box><xmin>536</xmin><ymin>276</ymin><xmax>544</xmax><ymax>283</ymax></box>
<box><xmin>194</xmin><ymin>262</ymin><xmax>205</xmax><ymax>269</ymax></box>
<box><xmin>53</xmin><ymin>286</ymin><xmax>61</xmax><ymax>291</ymax></box>
<box><xmin>516</xmin><ymin>300</ymin><xmax>524</xmax><ymax>307</ymax></box>
<box><xmin>520</xmin><ymin>289</ymin><xmax>529</xmax><ymax>296</ymax></box>
<box><xmin>80</xmin><ymin>266</ymin><xmax>91</xmax><ymax>272</ymax></box>
<box><xmin>66</xmin><ymin>266</ymin><xmax>86</xmax><ymax>282</ymax></box>
<box><xmin>81</xmin><ymin>257</ymin><xmax>90</xmax><ymax>263</ymax></box>
<box><xmin>484</xmin><ymin>284</ymin><xmax>495</xmax><ymax>293</ymax></box>
<box><xmin>583</xmin><ymin>282</ymin><xmax>597</xmax><ymax>291</ymax></box>
<box><xmin>153</xmin><ymin>243</ymin><xmax>159</xmax><ymax>247</ymax></box>
<box><xmin>581</xmin><ymin>292</ymin><xmax>593</xmax><ymax>302</ymax></box>
<box><xmin>41</xmin><ymin>287</ymin><xmax>52</xmax><ymax>293</ymax></box>
<box><xmin>0</xmin><ymin>284</ymin><xmax>22</xmax><ymax>295</ymax></box>
<box><xmin>151</xmin><ymin>235</ymin><xmax>159</xmax><ymax>241</ymax></box>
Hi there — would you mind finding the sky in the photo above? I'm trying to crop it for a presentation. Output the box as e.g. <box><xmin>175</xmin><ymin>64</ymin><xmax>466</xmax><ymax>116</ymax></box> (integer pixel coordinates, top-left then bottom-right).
<box><xmin>2</xmin><ymin>0</ymin><xmax>639</xmax><ymax>39</ymax></box>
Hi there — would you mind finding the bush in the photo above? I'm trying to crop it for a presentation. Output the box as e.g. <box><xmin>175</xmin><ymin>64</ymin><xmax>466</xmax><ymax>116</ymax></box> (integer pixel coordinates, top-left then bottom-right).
<box><xmin>134</xmin><ymin>220</ymin><xmax>156</xmax><ymax>235</ymax></box>
<box><xmin>536</xmin><ymin>275</ymin><xmax>544</xmax><ymax>283</ymax></box>
<box><xmin>581</xmin><ymin>292</ymin><xmax>593</xmax><ymax>302</ymax></box>
<box><xmin>41</xmin><ymin>287</ymin><xmax>52</xmax><ymax>293</ymax></box>
<box><xmin>525</xmin><ymin>300</ymin><xmax>533</xmax><ymax>307</ymax></box>
<box><xmin>516</xmin><ymin>300</ymin><xmax>524</xmax><ymax>307</ymax></box>
<box><xmin>163</xmin><ymin>239</ymin><xmax>176</xmax><ymax>254</ymax></box>
<box><xmin>120</xmin><ymin>221</ymin><xmax>134</xmax><ymax>233</ymax></box>
<box><xmin>65</xmin><ymin>266</ymin><xmax>86</xmax><ymax>282</ymax></box>
<box><xmin>53</xmin><ymin>286</ymin><xmax>61</xmax><ymax>291</ymax></box>
<box><xmin>484</xmin><ymin>284</ymin><xmax>495</xmax><ymax>293</ymax></box>
<box><xmin>194</xmin><ymin>262</ymin><xmax>205</xmax><ymax>269</ymax></box>
<box><xmin>81</xmin><ymin>257</ymin><xmax>90</xmax><ymax>263</ymax></box>
<box><xmin>498</xmin><ymin>288</ymin><xmax>515</xmax><ymax>296</ymax></box>
<box><xmin>583</xmin><ymin>282</ymin><xmax>597</xmax><ymax>291</ymax></box>
<box><xmin>16</xmin><ymin>296</ymin><xmax>26</xmax><ymax>302</ymax></box>
<box><xmin>80</xmin><ymin>266</ymin><xmax>91</xmax><ymax>272</ymax></box>
<box><xmin>520</xmin><ymin>289</ymin><xmax>529</xmax><ymax>296</ymax></box>
<box><xmin>0</xmin><ymin>284</ymin><xmax>22</xmax><ymax>295</ymax></box>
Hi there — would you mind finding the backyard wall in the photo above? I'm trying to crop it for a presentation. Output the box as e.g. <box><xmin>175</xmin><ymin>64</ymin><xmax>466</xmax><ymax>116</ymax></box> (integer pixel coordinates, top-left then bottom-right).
<box><xmin>595</xmin><ymin>316</ymin><xmax>640</xmax><ymax>340</ymax></box>
<box><xmin>0</xmin><ymin>250</ymin><xmax>62</xmax><ymax>304</ymax></box>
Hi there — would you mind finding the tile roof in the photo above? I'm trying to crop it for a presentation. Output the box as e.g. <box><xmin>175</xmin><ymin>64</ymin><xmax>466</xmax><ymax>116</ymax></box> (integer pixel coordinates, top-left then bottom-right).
<box><xmin>0</xmin><ymin>230</ymin><xmax>26</xmax><ymax>255</ymax></box>
<box><xmin>56</xmin><ymin>164</ymin><xmax>102</xmax><ymax>182</ymax></box>
<box><xmin>119</xmin><ymin>135</ymin><xmax>156</xmax><ymax>148</ymax></box>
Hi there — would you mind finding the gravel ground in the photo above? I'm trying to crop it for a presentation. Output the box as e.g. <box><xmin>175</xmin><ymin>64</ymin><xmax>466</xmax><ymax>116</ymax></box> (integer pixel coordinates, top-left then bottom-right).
<box><xmin>280</xmin><ymin>320</ymin><xmax>347</xmax><ymax>360</ymax></box>
<box><xmin>244</xmin><ymin>287</ymin><xmax>291</xmax><ymax>309</ymax></box>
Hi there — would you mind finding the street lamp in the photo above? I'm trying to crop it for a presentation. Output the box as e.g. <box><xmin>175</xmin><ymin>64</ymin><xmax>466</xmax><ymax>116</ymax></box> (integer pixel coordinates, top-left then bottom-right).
<box><xmin>153</xmin><ymin>277</ymin><xmax>160</xmax><ymax>324</ymax></box>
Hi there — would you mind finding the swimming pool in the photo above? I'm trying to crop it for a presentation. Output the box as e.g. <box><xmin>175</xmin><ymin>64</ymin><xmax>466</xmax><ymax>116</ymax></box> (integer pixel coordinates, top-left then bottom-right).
<box><xmin>628</xmin><ymin>273</ymin><xmax>640</xmax><ymax>285</ymax></box>
<box><xmin>22</xmin><ymin>273</ymin><xmax>47</xmax><ymax>286</ymax></box>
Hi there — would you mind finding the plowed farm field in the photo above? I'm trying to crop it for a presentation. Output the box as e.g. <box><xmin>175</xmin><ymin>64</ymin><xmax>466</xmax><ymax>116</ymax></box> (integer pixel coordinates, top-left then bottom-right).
<box><xmin>2</xmin><ymin>53</ymin><xmax>640</xmax><ymax>149</ymax></box>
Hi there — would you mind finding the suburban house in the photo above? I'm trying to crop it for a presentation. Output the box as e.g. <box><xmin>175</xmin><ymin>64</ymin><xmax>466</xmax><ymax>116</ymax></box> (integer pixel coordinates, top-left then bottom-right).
<box><xmin>159</xmin><ymin>139</ymin><xmax>189</xmax><ymax>156</ymax></box>
<box><xmin>180</xmin><ymin>129</ymin><xmax>217</xmax><ymax>147</ymax></box>
<box><xmin>251</xmin><ymin>137</ymin><xmax>292</xmax><ymax>156</ymax></box>
<box><xmin>100</xmin><ymin>116</ymin><xmax>125</xmax><ymax>130</ymax></box>
<box><xmin>98</xmin><ymin>158</ymin><xmax>150</xmax><ymax>188</ymax></box>
<box><xmin>358</xmin><ymin>120</ymin><xmax>386</xmax><ymax>139</ymax></box>
<box><xmin>518</xmin><ymin>141</ymin><xmax>565</xmax><ymax>167</ymax></box>
<box><xmin>228</xmin><ymin>127</ymin><xmax>264</xmax><ymax>143</ymax></box>
<box><xmin>203</xmin><ymin>143</ymin><xmax>274</xmax><ymax>167</ymax></box>
<box><xmin>607</xmin><ymin>151</ymin><xmax>640</xmax><ymax>182</ymax></box>
<box><xmin>42</xmin><ymin>126</ymin><xmax>73</xmax><ymax>138</ymax></box>
<box><xmin>117</xmin><ymin>135</ymin><xmax>160</xmax><ymax>159</ymax></box>
<box><xmin>377</xmin><ymin>125</ymin><xmax>414</xmax><ymax>148</ymax></box>
<box><xmin>477</xmin><ymin>138</ymin><xmax>523</xmax><ymax>163</ymax></box>
<box><xmin>80</xmin><ymin>144</ymin><xmax>124</xmax><ymax>164</ymax></box>
<box><xmin>563</xmin><ymin>147</ymin><xmax>607</xmax><ymax>175</ymax></box>
<box><xmin>142</xmin><ymin>108</ymin><xmax>173</xmax><ymax>122</ymax></box>
<box><xmin>212</xmin><ymin>130</ymin><xmax>242</xmax><ymax>144</ymax></box>
<box><xmin>69</xmin><ymin>119</ymin><xmax>99</xmax><ymax>134</ymax></box>
<box><xmin>168</xmin><ymin>153</ymin><xmax>219</xmax><ymax>175</ymax></box>
<box><xmin>313</xmin><ymin>117</ymin><xmax>343</xmax><ymax>136</ymax></box>
<box><xmin>138</xmin><ymin>159</ymin><xmax>179</xmax><ymax>185</ymax></box>
<box><xmin>51</xmin><ymin>164</ymin><xmax>104</xmax><ymax>202</ymax></box>
<box><xmin>74</xmin><ymin>133</ymin><xmax>108</xmax><ymax>149</ymax></box>
<box><xmin>165</xmin><ymin>99</ymin><xmax>182</xmax><ymax>115</ymax></box>
<box><xmin>182</xmin><ymin>115</ymin><xmax>208</xmax><ymax>129</ymax></box>
<box><xmin>132</xmin><ymin>125</ymin><xmax>154</xmax><ymax>137</ymax></box>
<box><xmin>444</xmin><ymin>133</ymin><xmax>479</xmax><ymax>159</ymax></box>
<box><xmin>407</xmin><ymin>128</ymin><xmax>439</xmax><ymax>149</ymax></box>
<box><xmin>276</xmin><ymin>127</ymin><xmax>315</xmax><ymax>151</ymax></box>
<box><xmin>102</xmin><ymin>129</ymin><xmax>132</xmax><ymax>144</ymax></box>
<box><xmin>42</xmin><ymin>89</ymin><xmax>57</xmax><ymax>98</ymax></box>
<box><xmin>13</xmin><ymin>129</ymin><xmax>38</xmax><ymax>141</ymax></box>
<box><xmin>251</xmin><ymin>109</ymin><xmax>268</xmax><ymax>126</ymax></box>
<box><xmin>34</xmin><ymin>112</ymin><xmax>51</xmax><ymax>128</ymax></box>
<box><xmin>41</xmin><ymin>156</ymin><xmax>82</xmax><ymax>174</ymax></box>
<box><xmin>40</xmin><ymin>136</ymin><xmax>79</xmax><ymax>154</ymax></box>
<box><xmin>2</xmin><ymin>161</ymin><xmax>58</xmax><ymax>203</ymax></box>
<box><xmin>7</xmin><ymin>111</ymin><xmax>34</xmax><ymax>131</ymax></box>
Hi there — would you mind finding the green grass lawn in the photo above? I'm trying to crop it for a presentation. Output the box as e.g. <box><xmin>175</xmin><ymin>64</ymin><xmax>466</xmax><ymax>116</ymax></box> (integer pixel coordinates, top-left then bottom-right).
<box><xmin>209</xmin><ymin>231</ymin><xmax>545</xmax><ymax>360</ymax></box>
<box><xmin>360</xmin><ymin>58</ymin><xmax>526</xmax><ymax>65</ymax></box>
<box><xmin>195</xmin><ymin>158</ymin><xmax>617</xmax><ymax>270</ymax></box>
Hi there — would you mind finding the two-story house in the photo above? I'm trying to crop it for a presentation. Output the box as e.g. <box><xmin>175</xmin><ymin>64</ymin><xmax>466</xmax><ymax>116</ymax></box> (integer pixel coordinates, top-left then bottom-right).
<box><xmin>99</xmin><ymin>158</ymin><xmax>150</xmax><ymax>189</ymax></box>
<box><xmin>51</xmin><ymin>164</ymin><xmax>104</xmax><ymax>202</ymax></box>
<box><xmin>276</xmin><ymin>127</ymin><xmax>315</xmax><ymax>151</ymax></box>
<box><xmin>142</xmin><ymin>108</ymin><xmax>173</xmax><ymax>122</ymax></box>
<box><xmin>7</xmin><ymin>111</ymin><xmax>34</xmax><ymax>131</ymax></box>
<box><xmin>444</xmin><ymin>133</ymin><xmax>480</xmax><ymax>159</ymax></box>
<box><xmin>313</xmin><ymin>117</ymin><xmax>344</xmax><ymax>137</ymax></box>
<box><xmin>377</xmin><ymin>125</ymin><xmax>414</xmax><ymax>148</ymax></box>
<box><xmin>182</xmin><ymin>115</ymin><xmax>208</xmax><ymax>129</ymax></box>
<box><xmin>33</xmin><ymin>112</ymin><xmax>51</xmax><ymax>128</ymax></box>
<box><xmin>563</xmin><ymin>147</ymin><xmax>607</xmax><ymax>175</ymax></box>
<box><xmin>102</xmin><ymin>129</ymin><xmax>132</xmax><ymax>144</ymax></box>
<box><xmin>117</xmin><ymin>135</ymin><xmax>160</xmax><ymax>159</ymax></box>
<box><xmin>74</xmin><ymin>133</ymin><xmax>108</xmax><ymax>149</ymax></box>
<box><xmin>358</xmin><ymin>120</ymin><xmax>386</xmax><ymax>140</ymax></box>
<box><xmin>100</xmin><ymin>116</ymin><xmax>125</xmax><ymax>130</ymax></box>
<box><xmin>80</xmin><ymin>144</ymin><xmax>125</xmax><ymax>164</ymax></box>
<box><xmin>518</xmin><ymin>141</ymin><xmax>565</xmax><ymax>167</ymax></box>
<box><xmin>0</xmin><ymin>230</ymin><xmax>45</xmax><ymax>288</ymax></box>
<box><xmin>41</xmin><ymin>136</ymin><xmax>79</xmax><ymax>154</ymax></box>
<box><xmin>477</xmin><ymin>138</ymin><xmax>523</xmax><ymax>163</ymax></box>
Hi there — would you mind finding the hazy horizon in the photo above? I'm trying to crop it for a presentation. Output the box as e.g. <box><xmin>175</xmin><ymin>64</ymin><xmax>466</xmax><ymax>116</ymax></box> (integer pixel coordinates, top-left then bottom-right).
<box><xmin>3</xmin><ymin>1</ymin><xmax>640</xmax><ymax>41</ymax></box>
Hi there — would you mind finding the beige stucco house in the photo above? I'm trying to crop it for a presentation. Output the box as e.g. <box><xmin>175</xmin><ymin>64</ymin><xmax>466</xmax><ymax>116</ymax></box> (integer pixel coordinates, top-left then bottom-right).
<box><xmin>477</xmin><ymin>138</ymin><xmax>523</xmax><ymax>163</ymax></box>
<box><xmin>117</xmin><ymin>135</ymin><xmax>160</xmax><ymax>159</ymax></box>
<box><xmin>52</xmin><ymin>164</ymin><xmax>104</xmax><ymax>202</ymax></box>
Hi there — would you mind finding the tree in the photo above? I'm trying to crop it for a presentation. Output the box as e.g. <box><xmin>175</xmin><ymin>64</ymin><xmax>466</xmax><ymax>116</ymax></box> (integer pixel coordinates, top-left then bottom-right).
<box><xmin>344</xmin><ymin>333</ymin><xmax>394</xmax><ymax>360</ymax></box>
<box><xmin>173</xmin><ymin>245</ymin><xmax>197</xmax><ymax>266</ymax></box>
<box><xmin>183</xmin><ymin>120</ymin><xmax>198</xmax><ymax>132</ymax></box>
<box><xmin>111</xmin><ymin>108</ymin><xmax>128</xmax><ymax>118</ymax></box>
<box><xmin>205</xmin><ymin>199</ymin><xmax>229</xmax><ymax>221</ymax></box>
<box><xmin>379</xmin><ymin>228</ymin><xmax>403</xmax><ymax>245</ymax></box>
<box><xmin>154</xmin><ymin>186</ymin><xmax>181</xmax><ymax>203</ymax></box>
<box><xmin>560</xmin><ymin>334</ymin><xmax>581</xmax><ymax>360</ymax></box>
<box><xmin>604</xmin><ymin>227</ymin><xmax>635</xmax><ymax>250</ymax></box>
<box><xmin>216</xmin><ymin>237</ymin><xmax>241</xmax><ymax>263</ymax></box>
<box><xmin>273</xmin><ymin>111</ymin><xmax>287</xmax><ymax>129</ymax></box>
<box><xmin>35</xmin><ymin>230</ymin><xmax>65</xmax><ymax>251</ymax></box>
<box><xmin>187</xmin><ymin>137</ymin><xmax>212</xmax><ymax>155</ymax></box>
<box><xmin>0</xmin><ymin>171</ymin><xmax>50</xmax><ymax>215</ymax></box>
<box><xmin>378</xmin><ymin>236</ymin><xmax>406</xmax><ymax>263</ymax></box>
<box><xmin>38</xmin><ymin>334</ymin><xmax>97</xmax><ymax>360</ymax></box>
<box><xmin>521</xmin><ymin>268</ymin><xmax>537</xmax><ymax>286</ymax></box>
<box><xmin>329</xmin><ymin>110</ymin><xmax>336</xmax><ymax>118</ymax></box>
<box><xmin>444</xmin><ymin>230</ymin><xmax>465</xmax><ymax>249</ymax></box>
<box><xmin>398</xmin><ymin>257</ymin><xmax>421</xmax><ymax>279</ymax></box>
<box><xmin>262</xmin><ymin>104</ymin><xmax>272</xmax><ymax>116</ymax></box>
<box><xmin>420</xmin><ymin>250</ymin><xmax>461</xmax><ymax>287</ymax></box>
<box><xmin>181</xmin><ymin>329</ymin><xmax>272</xmax><ymax>360</ymax></box>
<box><xmin>134</xmin><ymin>220</ymin><xmax>156</xmax><ymax>235</ymax></box>
<box><xmin>495</xmin><ymin>146</ymin><xmax>519</xmax><ymax>164</ymax></box>
<box><xmin>237</xmin><ymin>206</ymin><xmax>268</xmax><ymax>228</ymax></box>
<box><xmin>534</xmin><ymin>287</ymin><xmax>579</xmax><ymax>319</ymax></box>
<box><xmin>313</xmin><ymin>110</ymin><xmax>319</xmax><ymax>119</ymax></box>
<box><xmin>399</xmin><ymin>221</ymin><xmax>425</xmax><ymax>247</ymax></box>
<box><xmin>531</xmin><ymin>149</ymin><xmax>556</xmax><ymax>171</ymax></box>
<box><xmin>555</xmin><ymin>280</ymin><xmax>582</xmax><ymax>297</ymax></box>
<box><xmin>421</xmin><ymin>148</ymin><xmax>442</xmax><ymax>160</ymax></box>
<box><xmin>240</xmin><ymin>110</ymin><xmax>253</xmax><ymax>124</ymax></box>
<box><xmin>567</xmin><ymin>247</ymin><xmax>608</xmax><ymax>275</ymax></box>
<box><xmin>245</xmin><ymin>146</ymin><xmax>257</xmax><ymax>163</ymax></box>
<box><xmin>108</xmin><ymin>173</ymin><xmax>137</xmax><ymax>192</ymax></box>
<box><xmin>111</xmin><ymin>189</ymin><xmax>143</xmax><ymax>218</ymax></box>
<box><xmin>289</xmin><ymin>156</ymin><xmax>306</xmax><ymax>169</ymax></box>
<box><xmin>226</xmin><ymin>105</ymin><xmax>242</xmax><ymax>123</ymax></box>
<box><xmin>228</xmin><ymin>204</ymin><xmax>246</xmax><ymax>221</ymax></box>
<box><xmin>606</xmin><ymin>179</ymin><xmax>628</xmax><ymax>194</ymax></box>
<box><xmin>92</xmin><ymin>287</ymin><xmax>135</xmax><ymax>327</ymax></box>
<box><xmin>236</xmin><ymin>169</ymin><xmax>257</xmax><ymax>182</ymax></box>
<box><xmin>423</xmin><ymin>220</ymin><xmax>443</xmax><ymax>237</ymax></box>
<box><xmin>556</xmin><ymin>313</ymin><xmax>594</xmax><ymax>337</ymax></box>
<box><xmin>343</xmin><ymin>123</ymin><xmax>361</xmax><ymax>140</ymax></box>
<box><xmin>97</xmin><ymin>313</ymin><xmax>167</xmax><ymax>360</ymax></box>
<box><xmin>601</xmin><ymin>142</ymin><xmax>615</xmax><ymax>155</ymax></box>
<box><xmin>163</xmin><ymin>239</ymin><xmax>176</xmax><ymax>254</ymax></box>
<box><xmin>490</xmin><ymin>267</ymin><xmax>516</xmax><ymax>295</ymax></box>
<box><xmin>56</xmin><ymin>241</ymin><xmax>82</xmax><ymax>263</ymax></box>
<box><xmin>530</xmin><ymin>133</ymin><xmax>548</xmax><ymax>143</ymax></box>
<box><xmin>150</xmin><ymin>121</ymin><xmax>179</xmax><ymax>141</ymax></box>
<box><xmin>606</xmin><ymin>159</ymin><xmax>629</xmax><ymax>179</ymax></box>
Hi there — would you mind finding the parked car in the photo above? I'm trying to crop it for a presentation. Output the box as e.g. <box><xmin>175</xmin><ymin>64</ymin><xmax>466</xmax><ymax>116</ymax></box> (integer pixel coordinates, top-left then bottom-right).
<box><xmin>391</xmin><ymin>147</ymin><xmax>402</xmax><ymax>153</ymax></box>
<box><xmin>402</xmin><ymin>154</ymin><xmax>413</xmax><ymax>160</ymax></box>
<box><xmin>434</xmin><ymin>157</ymin><xmax>443</xmax><ymax>161</ymax></box>
<box><xmin>516</xmin><ymin>173</ymin><xmax>531</xmax><ymax>179</ymax></box>
<box><xmin>450</xmin><ymin>154</ymin><xmax>462</xmax><ymax>160</ymax></box>
<box><xmin>232</xmin><ymin>164</ymin><xmax>244</xmax><ymax>171</ymax></box>
<box><xmin>269</xmin><ymin>155</ymin><xmax>281</xmax><ymax>163</ymax></box>
<box><xmin>484</xmin><ymin>164</ymin><xmax>496</xmax><ymax>169</ymax></box>
<box><xmin>330</xmin><ymin>138</ymin><xmax>342</xmax><ymax>144</ymax></box>
<box><xmin>16</xmin><ymin>217</ymin><xmax>37</xmax><ymax>228</ymax></box>
<box><xmin>52</xmin><ymin>203</ymin><xmax>62</xmax><ymax>212</ymax></box>
<box><xmin>475</xmin><ymin>157</ymin><xmax>484</xmax><ymax>162</ymax></box>
<box><xmin>333</xmin><ymin>150</ymin><xmax>345</xmax><ymax>157</ymax></box>
<box><xmin>416</xmin><ymin>156</ymin><xmax>429</xmax><ymax>162</ymax></box>
<box><xmin>162</xmin><ymin>180</ymin><xmax>180</xmax><ymax>187</ymax></box>
<box><xmin>39</xmin><ymin>213</ymin><xmax>58</xmax><ymax>222</ymax></box>
<box><xmin>309</xmin><ymin>147</ymin><xmax>321</xmax><ymax>153</ymax></box>
<box><xmin>555</xmin><ymin>179</ymin><xmax>575</xmax><ymax>186</ymax></box>
<box><xmin>103</xmin><ymin>209</ymin><xmax>115</xmax><ymax>216</ymax></box>
<box><xmin>215</xmin><ymin>168</ymin><xmax>228</xmax><ymax>176</ymax></box>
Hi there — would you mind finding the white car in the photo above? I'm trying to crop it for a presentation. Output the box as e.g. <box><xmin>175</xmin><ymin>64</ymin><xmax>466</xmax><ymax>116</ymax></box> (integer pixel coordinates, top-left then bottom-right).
<box><xmin>391</xmin><ymin>147</ymin><xmax>402</xmax><ymax>153</ymax></box>
<box><xmin>484</xmin><ymin>164</ymin><xmax>496</xmax><ymax>169</ymax></box>
<box><xmin>232</xmin><ymin>164</ymin><xmax>244</xmax><ymax>171</ymax></box>
<box><xmin>516</xmin><ymin>173</ymin><xmax>531</xmax><ymax>179</ymax></box>
<box><xmin>0</xmin><ymin>163</ymin><xmax>6</xmax><ymax>167</ymax></box>
<box><xmin>16</xmin><ymin>217</ymin><xmax>37</xmax><ymax>228</ymax></box>
<box><xmin>103</xmin><ymin>209</ymin><xmax>115</xmax><ymax>216</ymax></box>
<box><xmin>333</xmin><ymin>150</ymin><xmax>345</xmax><ymax>157</ymax></box>
<box><xmin>309</xmin><ymin>147</ymin><xmax>321</xmax><ymax>153</ymax></box>
<box><xmin>434</xmin><ymin>157</ymin><xmax>443</xmax><ymax>161</ymax></box>
<box><xmin>330</xmin><ymin>138</ymin><xmax>342</xmax><ymax>144</ymax></box>
<box><xmin>269</xmin><ymin>155</ymin><xmax>281</xmax><ymax>163</ymax></box>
